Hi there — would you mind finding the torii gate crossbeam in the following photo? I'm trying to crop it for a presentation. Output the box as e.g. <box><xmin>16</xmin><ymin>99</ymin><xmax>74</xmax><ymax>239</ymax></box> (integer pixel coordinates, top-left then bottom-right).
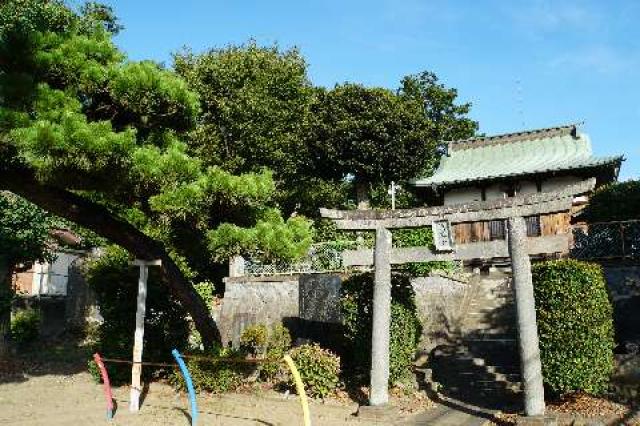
<box><xmin>320</xmin><ymin>179</ymin><xmax>595</xmax><ymax>416</ymax></box>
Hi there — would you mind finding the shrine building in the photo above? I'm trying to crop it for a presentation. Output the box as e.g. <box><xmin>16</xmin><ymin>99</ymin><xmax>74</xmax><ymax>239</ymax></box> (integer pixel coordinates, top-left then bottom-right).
<box><xmin>411</xmin><ymin>123</ymin><xmax>624</xmax><ymax>246</ymax></box>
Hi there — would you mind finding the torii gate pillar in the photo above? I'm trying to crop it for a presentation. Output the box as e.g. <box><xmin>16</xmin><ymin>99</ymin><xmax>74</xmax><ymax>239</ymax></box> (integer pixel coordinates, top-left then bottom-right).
<box><xmin>507</xmin><ymin>217</ymin><xmax>546</xmax><ymax>416</ymax></box>
<box><xmin>370</xmin><ymin>227</ymin><xmax>392</xmax><ymax>405</ymax></box>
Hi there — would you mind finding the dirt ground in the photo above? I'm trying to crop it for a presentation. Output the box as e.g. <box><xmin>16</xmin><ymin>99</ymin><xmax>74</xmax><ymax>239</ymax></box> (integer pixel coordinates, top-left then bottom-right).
<box><xmin>0</xmin><ymin>361</ymin><xmax>432</xmax><ymax>426</ymax></box>
<box><xmin>0</xmin><ymin>370</ymin><xmax>413</xmax><ymax>425</ymax></box>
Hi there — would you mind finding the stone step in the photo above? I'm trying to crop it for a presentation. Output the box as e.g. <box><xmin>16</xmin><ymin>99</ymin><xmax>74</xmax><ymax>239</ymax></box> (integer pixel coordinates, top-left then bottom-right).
<box><xmin>486</xmin><ymin>365</ymin><xmax>521</xmax><ymax>375</ymax></box>
<box><xmin>456</xmin><ymin>371</ymin><xmax>520</xmax><ymax>383</ymax></box>
<box><xmin>464</xmin><ymin>336</ymin><xmax>517</xmax><ymax>343</ymax></box>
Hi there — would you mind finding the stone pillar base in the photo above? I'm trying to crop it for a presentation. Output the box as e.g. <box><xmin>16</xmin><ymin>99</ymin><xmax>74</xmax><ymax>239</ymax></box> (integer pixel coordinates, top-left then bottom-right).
<box><xmin>356</xmin><ymin>405</ymin><xmax>398</xmax><ymax>421</ymax></box>
<box><xmin>516</xmin><ymin>414</ymin><xmax>558</xmax><ymax>426</ymax></box>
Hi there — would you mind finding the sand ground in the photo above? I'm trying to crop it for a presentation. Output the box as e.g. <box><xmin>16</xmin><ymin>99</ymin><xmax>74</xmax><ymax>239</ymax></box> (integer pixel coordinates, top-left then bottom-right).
<box><xmin>0</xmin><ymin>369</ymin><xmax>419</xmax><ymax>425</ymax></box>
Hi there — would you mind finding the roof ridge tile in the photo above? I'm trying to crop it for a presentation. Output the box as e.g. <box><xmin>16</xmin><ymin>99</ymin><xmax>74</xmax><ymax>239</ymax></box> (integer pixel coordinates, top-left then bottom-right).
<box><xmin>449</xmin><ymin>122</ymin><xmax>583</xmax><ymax>152</ymax></box>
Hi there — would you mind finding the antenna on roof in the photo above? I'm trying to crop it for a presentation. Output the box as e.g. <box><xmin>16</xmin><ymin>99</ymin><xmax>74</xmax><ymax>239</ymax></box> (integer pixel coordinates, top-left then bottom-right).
<box><xmin>516</xmin><ymin>78</ymin><xmax>525</xmax><ymax>130</ymax></box>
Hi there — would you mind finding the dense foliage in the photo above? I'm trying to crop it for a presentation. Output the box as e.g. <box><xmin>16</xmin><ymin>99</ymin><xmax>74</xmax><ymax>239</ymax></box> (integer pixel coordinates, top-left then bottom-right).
<box><xmin>175</xmin><ymin>43</ymin><xmax>476</xmax><ymax>214</ymax></box>
<box><xmin>341</xmin><ymin>272</ymin><xmax>422</xmax><ymax>385</ymax></box>
<box><xmin>174</xmin><ymin>43</ymin><xmax>313</xmax><ymax>181</ymax></box>
<box><xmin>10</xmin><ymin>308</ymin><xmax>40</xmax><ymax>344</ymax></box>
<box><xmin>168</xmin><ymin>323</ymin><xmax>293</xmax><ymax>393</ymax></box>
<box><xmin>308</xmin><ymin>75</ymin><xmax>476</xmax><ymax>206</ymax></box>
<box><xmin>582</xmin><ymin>180</ymin><xmax>640</xmax><ymax>222</ymax></box>
<box><xmin>174</xmin><ymin>42</ymin><xmax>349</xmax><ymax>217</ymax></box>
<box><xmin>308</xmin><ymin>84</ymin><xmax>431</xmax><ymax>190</ymax></box>
<box><xmin>86</xmin><ymin>245</ymin><xmax>190</xmax><ymax>383</ymax></box>
<box><xmin>0</xmin><ymin>192</ymin><xmax>51</xmax><ymax>329</ymax></box>
<box><xmin>0</xmin><ymin>192</ymin><xmax>51</xmax><ymax>267</ymax></box>
<box><xmin>289</xmin><ymin>343</ymin><xmax>341</xmax><ymax>398</ymax></box>
<box><xmin>0</xmin><ymin>0</ymin><xmax>313</xmax><ymax>344</ymax></box>
<box><xmin>532</xmin><ymin>260</ymin><xmax>615</xmax><ymax>396</ymax></box>
<box><xmin>239</xmin><ymin>323</ymin><xmax>292</xmax><ymax>380</ymax></box>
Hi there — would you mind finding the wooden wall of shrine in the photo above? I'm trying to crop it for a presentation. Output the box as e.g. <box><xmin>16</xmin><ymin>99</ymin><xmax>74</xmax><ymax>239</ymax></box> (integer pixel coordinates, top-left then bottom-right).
<box><xmin>452</xmin><ymin>212</ymin><xmax>571</xmax><ymax>244</ymax></box>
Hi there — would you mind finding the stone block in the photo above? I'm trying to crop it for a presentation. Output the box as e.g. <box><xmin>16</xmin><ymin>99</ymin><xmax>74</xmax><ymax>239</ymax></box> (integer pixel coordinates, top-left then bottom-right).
<box><xmin>356</xmin><ymin>404</ymin><xmax>399</xmax><ymax>421</ymax></box>
<box><xmin>516</xmin><ymin>414</ymin><xmax>558</xmax><ymax>426</ymax></box>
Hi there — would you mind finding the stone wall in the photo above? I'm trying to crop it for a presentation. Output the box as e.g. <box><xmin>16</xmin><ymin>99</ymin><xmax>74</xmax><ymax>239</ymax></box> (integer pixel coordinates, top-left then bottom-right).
<box><xmin>65</xmin><ymin>257</ymin><xmax>99</xmax><ymax>331</ymax></box>
<box><xmin>214</xmin><ymin>271</ymin><xmax>479</xmax><ymax>352</ymax></box>
<box><xmin>601</xmin><ymin>263</ymin><xmax>640</xmax><ymax>348</ymax></box>
<box><xmin>214</xmin><ymin>275</ymin><xmax>300</xmax><ymax>347</ymax></box>
<box><xmin>411</xmin><ymin>273</ymin><xmax>470</xmax><ymax>351</ymax></box>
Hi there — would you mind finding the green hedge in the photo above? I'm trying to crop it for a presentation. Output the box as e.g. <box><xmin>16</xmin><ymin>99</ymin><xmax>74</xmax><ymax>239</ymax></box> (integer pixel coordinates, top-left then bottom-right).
<box><xmin>532</xmin><ymin>259</ymin><xmax>615</xmax><ymax>396</ymax></box>
<box><xmin>341</xmin><ymin>272</ymin><xmax>421</xmax><ymax>385</ymax></box>
<box><xmin>582</xmin><ymin>180</ymin><xmax>640</xmax><ymax>222</ymax></box>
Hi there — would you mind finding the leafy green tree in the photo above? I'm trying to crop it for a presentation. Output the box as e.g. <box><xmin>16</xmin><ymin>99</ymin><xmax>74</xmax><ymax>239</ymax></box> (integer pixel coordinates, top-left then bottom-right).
<box><xmin>308</xmin><ymin>84</ymin><xmax>428</xmax><ymax>208</ymax></box>
<box><xmin>0</xmin><ymin>192</ymin><xmax>52</xmax><ymax>354</ymax></box>
<box><xmin>174</xmin><ymin>43</ymin><xmax>340</xmax><ymax>215</ymax></box>
<box><xmin>174</xmin><ymin>42</ymin><xmax>313</xmax><ymax>178</ymax></box>
<box><xmin>0</xmin><ymin>193</ymin><xmax>51</xmax><ymax>276</ymax></box>
<box><xmin>399</xmin><ymin>71</ymin><xmax>477</xmax><ymax>148</ymax></box>
<box><xmin>0</xmin><ymin>0</ymin><xmax>311</xmax><ymax>346</ymax></box>
<box><xmin>308</xmin><ymin>76</ymin><xmax>476</xmax><ymax>208</ymax></box>
<box><xmin>581</xmin><ymin>180</ymin><xmax>640</xmax><ymax>222</ymax></box>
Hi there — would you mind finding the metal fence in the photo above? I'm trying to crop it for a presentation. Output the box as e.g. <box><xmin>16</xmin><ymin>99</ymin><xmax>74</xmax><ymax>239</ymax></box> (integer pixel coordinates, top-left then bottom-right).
<box><xmin>243</xmin><ymin>220</ymin><xmax>640</xmax><ymax>276</ymax></box>
<box><xmin>244</xmin><ymin>242</ymin><xmax>362</xmax><ymax>276</ymax></box>
<box><xmin>571</xmin><ymin>220</ymin><xmax>640</xmax><ymax>260</ymax></box>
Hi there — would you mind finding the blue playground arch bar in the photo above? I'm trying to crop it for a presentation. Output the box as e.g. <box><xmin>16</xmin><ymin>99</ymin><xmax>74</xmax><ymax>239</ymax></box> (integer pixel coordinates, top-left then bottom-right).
<box><xmin>171</xmin><ymin>349</ymin><xmax>198</xmax><ymax>426</ymax></box>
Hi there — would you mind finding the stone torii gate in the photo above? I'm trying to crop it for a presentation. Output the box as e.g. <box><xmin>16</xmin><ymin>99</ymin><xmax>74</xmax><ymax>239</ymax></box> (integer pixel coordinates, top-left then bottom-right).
<box><xmin>320</xmin><ymin>179</ymin><xmax>595</xmax><ymax>417</ymax></box>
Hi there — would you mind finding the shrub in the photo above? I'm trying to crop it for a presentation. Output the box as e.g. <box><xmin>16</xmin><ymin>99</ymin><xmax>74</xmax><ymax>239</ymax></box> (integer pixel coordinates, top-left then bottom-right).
<box><xmin>393</xmin><ymin>228</ymin><xmax>457</xmax><ymax>277</ymax></box>
<box><xmin>532</xmin><ymin>259</ymin><xmax>615</xmax><ymax>396</ymax></box>
<box><xmin>85</xmin><ymin>245</ymin><xmax>190</xmax><ymax>384</ymax></box>
<box><xmin>582</xmin><ymin>180</ymin><xmax>640</xmax><ymax>222</ymax></box>
<box><xmin>240</xmin><ymin>323</ymin><xmax>292</xmax><ymax>381</ymax></box>
<box><xmin>10</xmin><ymin>308</ymin><xmax>40</xmax><ymax>344</ymax></box>
<box><xmin>170</xmin><ymin>345</ymin><xmax>243</xmax><ymax>393</ymax></box>
<box><xmin>260</xmin><ymin>323</ymin><xmax>292</xmax><ymax>381</ymax></box>
<box><xmin>240</xmin><ymin>324</ymin><xmax>268</xmax><ymax>356</ymax></box>
<box><xmin>341</xmin><ymin>272</ymin><xmax>422</xmax><ymax>385</ymax></box>
<box><xmin>289</xmin><ymin>343</ymin><xmax>340</xmax><ymax>398</ymax></box>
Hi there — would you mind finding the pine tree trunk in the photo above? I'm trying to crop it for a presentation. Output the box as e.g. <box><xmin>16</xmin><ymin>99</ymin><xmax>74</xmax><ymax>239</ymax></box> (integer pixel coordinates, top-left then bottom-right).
<box><xmin>2</xmin><ymin>173</ymin><xmax>222</xmax><ymax>348</ymax></box>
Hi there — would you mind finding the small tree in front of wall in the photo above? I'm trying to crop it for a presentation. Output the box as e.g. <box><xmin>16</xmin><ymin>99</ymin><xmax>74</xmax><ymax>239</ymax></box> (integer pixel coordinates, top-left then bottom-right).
<box><xmin>341</xmin><ymin>272</ymin><xmax>422</xmax><ymax>386</ymax></box>
<box><xmin>532</xmin><ymin>259</ymin><xmax>615</xmax><ymax>396</ymax></box>
<box><xmin>0</xmin><ymin>193</ymin><xmax>52</xmax><ymax>354</ymax></box>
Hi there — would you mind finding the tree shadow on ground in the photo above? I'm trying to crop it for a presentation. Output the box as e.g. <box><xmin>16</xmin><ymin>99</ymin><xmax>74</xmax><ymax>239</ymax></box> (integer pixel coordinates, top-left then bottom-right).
<box><xmin>424</xmin><ymin>289</ymin><xmax>523</xmax><ymax>414</ymax></box>
<box><xmin>172</xmin><ymin>406</ymin><xmax>276</xmax><ymax>425</ymax></box>
<box><xmin>0</xmin><ymin>331</ymin><xmax>90</xmax><ymax>385</ymax></box>
<box><xmin>414</xmin><ymin>367</ymin><xmax>513</xmax><ymax>425</ymax></box>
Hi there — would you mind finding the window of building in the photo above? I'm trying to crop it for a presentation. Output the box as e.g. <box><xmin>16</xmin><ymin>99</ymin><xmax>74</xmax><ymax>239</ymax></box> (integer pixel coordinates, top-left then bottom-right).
<box><xmin>525</xmin><ymin>215</ymin><xmax>542</xmax><ymax>237</ymax></box>
<box><xmin>489</xmin><ymin>220</ymin><xmax>506</xmax><ymax>240</ymax></box>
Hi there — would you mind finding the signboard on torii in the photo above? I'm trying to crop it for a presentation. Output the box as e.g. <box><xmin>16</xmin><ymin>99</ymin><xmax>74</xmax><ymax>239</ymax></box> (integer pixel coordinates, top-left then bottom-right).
<box><xmin>320</xmin><ymin>178</ymin><xmax>595</xmax><ymax>417</ymax></box>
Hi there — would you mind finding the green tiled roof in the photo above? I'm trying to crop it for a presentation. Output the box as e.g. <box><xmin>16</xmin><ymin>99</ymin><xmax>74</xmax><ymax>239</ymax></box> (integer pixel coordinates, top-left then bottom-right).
<box><xmin>412</xmin><ymin>125</ymin><xmax>623</xmax><ymax>187</ymax></box>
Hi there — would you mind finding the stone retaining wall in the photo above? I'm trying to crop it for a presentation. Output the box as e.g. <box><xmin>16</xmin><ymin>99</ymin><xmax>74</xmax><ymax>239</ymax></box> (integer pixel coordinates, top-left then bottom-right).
<box><xmin>214</xmin><ymin>272</ymin><xmax>474</xmax><ymax>350</ymax></box>
<box><xmin>602</xmin><ymin>263</ymin><xmax>640</xmax><ymax>349</ymax></box>
<box><xmin>214</xmin><ymin>275</ymin><xmax>300</xmax><ymax>347</ymax></box>
<box><xmin>411</xmin><ymin>274</ymin><xmax>470</xmax><ymax>351</ymax></box>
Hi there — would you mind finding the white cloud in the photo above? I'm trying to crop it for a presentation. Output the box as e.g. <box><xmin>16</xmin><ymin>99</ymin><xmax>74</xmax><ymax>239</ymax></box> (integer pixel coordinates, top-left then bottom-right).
<box><xmin>548</xmin><ymin>44</ymin><xmax>636</xmax><ymax>74</ymax></box>
<box><xmin>508</xmin><ymin>1</ymin><xmax>601</xmax><ymax>38</ymax></box>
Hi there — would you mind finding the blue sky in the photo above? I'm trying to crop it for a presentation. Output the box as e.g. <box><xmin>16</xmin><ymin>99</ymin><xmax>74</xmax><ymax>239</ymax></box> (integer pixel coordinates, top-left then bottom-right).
<box><xmin>72</xmin><ymin>0</ymin><xmax>638</xmax><ymax>178</ymax></box>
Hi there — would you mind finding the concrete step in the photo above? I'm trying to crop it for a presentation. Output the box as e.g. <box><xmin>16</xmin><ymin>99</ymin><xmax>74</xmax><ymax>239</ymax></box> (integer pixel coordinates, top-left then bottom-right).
<box><xmin>464</xmin><ymin>336</ymin><xmax>517</xmax><ymax>343</ymax></box>
<box><xmin>485</xmin><ymin>365</ymin><xmax>521</xmax><ymax>375</ymax></box>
